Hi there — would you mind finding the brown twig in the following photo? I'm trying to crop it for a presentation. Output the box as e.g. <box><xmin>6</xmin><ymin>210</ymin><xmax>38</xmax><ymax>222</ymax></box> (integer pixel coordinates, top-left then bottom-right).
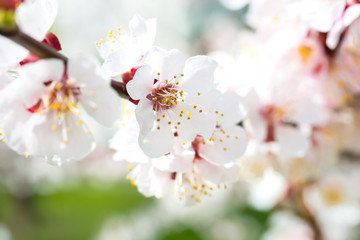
<box><xmin>1</xmin><ymin>27</ymin><xmax>68</xmax><ymax>62</ymax></box>
<box><xmin>290</xmin><ymin>184</ymin><xmax>322</xmax><ymax>240</ymax></box>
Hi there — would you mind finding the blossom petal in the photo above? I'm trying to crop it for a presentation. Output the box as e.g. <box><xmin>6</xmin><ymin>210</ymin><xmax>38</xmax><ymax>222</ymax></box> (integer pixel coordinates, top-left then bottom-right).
<box><xmin>180</xmin><ymin>56</ymin><xmax>218</xmax><ymax>94</ymax></box>
<box><xmin>68</xmin><ymin>53</ymin><xmax>106</xmax><ymax>87</ymax></box>
<box><xmin>276</xmin><ymin>125</ymin><xmax>309</xmax><ymax>157</ymax></box>
<box><xmin>135</xmin><ymin>98</ymin><xmax>156</xmax><ymax>134</ymax></box>
<box><xmin>101</xmin><ymin>47</ymin><xmax>142</xmax><ymax>77</ymax></box>
<box><xmin>326</xmin><ymin>5</ymin><xmax>360</xmax><ymax>49</ymax></box>
<box><xmin>126</xmin><ymin>64</ymin><xmax>154</xmax><ymax>100</ymax></box>
<box><xmin>303</xmin><ymin>0</ymin><xmax>346</xmax><ymax>33</ymax></box>
<box><xmin>128</xmin><ymin>163</ymin><xmax>171</xmax><ymax>198</ymax></box>
<box><xmin>171</xmin><ymin>102</ymin><xmax>216</xmax><ymax>142</ymax></box>
<box><xmin>129</xmin><ymin>14</ymin><xmax>157</xmax><ymax>53</ymax></box>
<box><xmin>183</xmin><ymin>89</ymin><xmax>221</xmax><ymax>114</ymax></box>
<box><xmin>195</xmin><ymin>160</ymin><xmax>223</xmax><ymax>184</ymax></box>
<box><xmin>213</xmin><ymin>91</ymin><xmax>246</xmax><ymax>127</ymax></box>
<box><xmin>138</xmin><ymin>117</ymin><xmax>175</xmax><ymax>157</ymax></box>
<box><xmin>4</xmin><ymin>111</ymin><xmax>95</xmax><ymax>160</ymax></box>
<box><xmin>200</xmin><ymin>126</ymin><xmax>247</xmax><ymax>166</ymax></box>
<box><xmin>287</xmin><ymin>95</ymin><xmax>325</xmax><ymax>125</ymax></box>
<box><xmin>32</xmin><ymin>114</ymin><xmax>95</xmax><ymax>160</ymax></box>
<box><xmin>19</xmin><ymin>58</ymin><xmax>64</xmax><ymax>84</ymax></box>
<box><xmin>16</xmin><ymin>0</ymin><xmax>58</xmax><ymax>40</ymax></box>
<box><xmin>244</xmin><ymin>89</ymin><xmax>267</xmax><ymax>141</ymax></box>
<box><xmin>79</xmin><ymin>87</ymin><xmax>122</xmax><ymax>127</ymax></box>
<box><xmin>152</xmin><ymin>150</ymin><xmax>194</xmax><ymax>172</ymax></box>
<box><xmin>0</xmin><ymin>37</ymin><xmax>28</xmax><ymax>70</ymax></box>
<box><xmin>142</xmin><ymin>47</ymin><xmax>186</xmax><ymax>81</ymax></box>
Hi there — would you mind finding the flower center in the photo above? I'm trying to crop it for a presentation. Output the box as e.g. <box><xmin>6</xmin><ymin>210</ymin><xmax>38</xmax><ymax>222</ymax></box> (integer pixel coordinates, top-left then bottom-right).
<box><xmin>27</xmin><ymin>79</ymin><xmax>84</xmax><ymax>144</ymax></box>
<box><xmin>298</xmin><ymin>44</ymin><xmax>313</xmax><ymax>63</ymax></box>
<box><xmin>174</xmin><ymin>169</ymin><xmax>227</xmax><ymax>203</ymax></box>
<box><xmin>28</xmin><ymin>79</ymin><xmax>81</xmax><ymax>122</ymax></box>
<box><xmin>95</xmin><ymin>25</ymin><xmax>126</xmax><ymax>52</ymax></box>
<box><xmin>321</xmin><ymin>186</ymin><xmax>345</xmax><ymax>206</ymax></box>
<box><xmin>147</xmin><ymin>74</ymin><xmax>185</xmax><ymax>112</ymax></box>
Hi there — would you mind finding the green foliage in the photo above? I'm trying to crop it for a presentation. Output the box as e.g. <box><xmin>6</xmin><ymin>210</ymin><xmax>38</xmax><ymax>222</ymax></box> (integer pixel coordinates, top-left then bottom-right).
<box><xmin>159</xmin><ymin>228</ymin><xmax>204</xmax><ymax>240</ymax></box>
<box><xmin>0</xmin><ymin>181</ymin><xmax>151</xmax><ymax>240</ymax></box>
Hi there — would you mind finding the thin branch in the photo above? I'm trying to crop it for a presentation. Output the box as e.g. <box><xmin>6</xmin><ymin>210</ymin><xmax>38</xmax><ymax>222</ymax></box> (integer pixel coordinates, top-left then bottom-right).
<box><xmin>1</xmin><ymin>27</ymin><xmax>67</xmax><ymax>62</ymax></box>
<box><xmin>111</xmin><ymin>80</ymin><xmax>129</xmax><ymax>99</ymax></box>
<box><xmin>291</xmin><ymin>184</ymin><xmax>322</xmax><ymax>240</ymax></box>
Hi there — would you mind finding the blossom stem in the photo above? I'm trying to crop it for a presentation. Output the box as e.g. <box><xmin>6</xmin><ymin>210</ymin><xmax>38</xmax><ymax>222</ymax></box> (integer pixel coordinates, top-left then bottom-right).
<box><xmin>110</xmin><ymin>80</ymin><xmax>129</xmax><ymax>99</ymax></box>
<box><xmin>0</xmin><ymin>26</ymin><xmax>67</xmax><ymax>62</ymax></box>
<box><xmin>291</xmin><ymin>184</ymin><xmax>322</xmax><ymax>240</ymax></box>
<box><xmin>0</xmin><ymin>27</ymin><xmax>130</xmax><ymax>98</ymax></box>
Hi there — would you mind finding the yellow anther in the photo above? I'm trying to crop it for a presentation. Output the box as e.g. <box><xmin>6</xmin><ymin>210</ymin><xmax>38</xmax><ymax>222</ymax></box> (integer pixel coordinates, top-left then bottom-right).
<box><xmin>55</xmin><ymin>83</ymin><xmax>62</xmax><ymax>90</ymax></box>
<box><xmin>51</xmin><ymin>103</ymin><xmax>60</xmax><ymax>109</ymax></box>
<box><xmin>127</xmin><ymin>164</ymin><xmax>134</xmax><ymax>171</ymax></box>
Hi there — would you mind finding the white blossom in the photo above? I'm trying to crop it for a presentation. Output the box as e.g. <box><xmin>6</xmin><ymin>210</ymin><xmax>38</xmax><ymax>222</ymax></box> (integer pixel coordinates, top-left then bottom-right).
<box><xmin>0</xmin><ymin>53</ymin><xmax>121</xmax><ymax>161</ymax></box>
<box><xmin>127</xmin><ymin>47</ymin><xmax>218</xmax><ymax>157</ymax></box>
<box><xmin>96</xmin><ymin>14</ymin><xmax>156</xmax><ymax>77</ymax></box>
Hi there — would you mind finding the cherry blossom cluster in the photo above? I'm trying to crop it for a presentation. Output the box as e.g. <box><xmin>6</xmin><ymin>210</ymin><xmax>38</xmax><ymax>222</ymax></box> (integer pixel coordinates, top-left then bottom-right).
<box><xmin>0</xmin><ymin>0</ymin><xmax>248</xmax><ymax>205</ymax></box>
<box><xmin>1</xmin><ymin>0</ymin><xmax>360</xmax><ymax>238</ymax></box>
